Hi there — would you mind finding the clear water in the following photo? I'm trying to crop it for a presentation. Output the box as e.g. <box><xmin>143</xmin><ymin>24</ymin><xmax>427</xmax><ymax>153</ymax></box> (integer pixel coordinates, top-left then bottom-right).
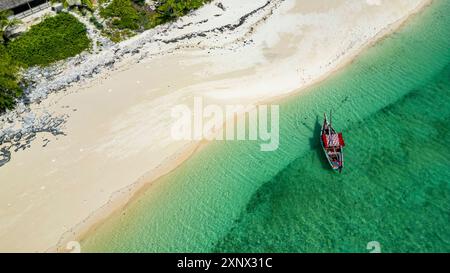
<box><xmin>83</xmin><ymin>0</ymin><xmax>450</xmax><ymax>253</ymax></box>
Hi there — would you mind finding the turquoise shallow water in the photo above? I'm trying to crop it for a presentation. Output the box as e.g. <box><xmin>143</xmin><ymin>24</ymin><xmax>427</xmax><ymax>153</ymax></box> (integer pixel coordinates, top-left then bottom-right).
<box><xmin>83</xmin><ymin>0</ymin><xmax>450</xmax><ymax>252</ymax></box>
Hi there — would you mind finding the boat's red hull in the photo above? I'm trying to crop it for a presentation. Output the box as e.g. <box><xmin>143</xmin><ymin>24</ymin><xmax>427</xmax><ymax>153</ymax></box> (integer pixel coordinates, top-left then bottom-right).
<box><xmin>320</xmin><ymin>113</ymin><xmax>344</xmax><ymax>172</ymax></box>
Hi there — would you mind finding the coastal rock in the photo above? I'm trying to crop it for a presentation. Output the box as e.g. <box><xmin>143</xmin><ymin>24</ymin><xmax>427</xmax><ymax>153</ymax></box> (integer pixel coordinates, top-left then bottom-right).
<box><xmin>0</xmin><ymin>0</ymin><xmax>284</xmax><ymax>168</ymax></box>
<box><xmin>0</xmin><ymin>111</ymin><xmax>68</xmax><ymax>167</ymax></box>
<box><xmin>216</xmin><ymin>2</ymin><xmax>226</xmax><ymax>11</ymax></box>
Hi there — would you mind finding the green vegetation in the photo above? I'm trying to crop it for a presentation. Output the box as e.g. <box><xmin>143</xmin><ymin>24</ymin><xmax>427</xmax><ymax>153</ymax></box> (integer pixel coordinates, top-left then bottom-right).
<box><xmin>131</xmin><ymin>0</ymin><xmax>146</xmax><ymax>5</ymax></box>
<box><xmin>0</xmin><ymin>0</ymin><xmax>210</xmax><ymax>111</ymax></box>
<box><xmin>0</xmin><ymin>11</ymin><xmax>22</xmax><ymax>111</ymax></box>
<box><xmin>90</xmin><ymin>16</ymin><xmax>104</xmax><ymax>30</ymax></box>
<box><xmin>0</xmin><ymin>10</ymin><xmax>20</xmax><ymax>44</ymax></box>
<box><xmin>0</xmin><ymin>10</ymin><xmax>10</xmax><ymax>44</ymax></box>
<box><xmin>7</xmin><ymin>12</ymin><xmax>90</xmax><ymax>67</ymax></box>
<box><xmin>81</xmin><ymin>0</ymin><xmax>94</xmax><ymax>10</ymax></box>
<box><xmin>154</xmin><ymin>0</ymin><xmax>209</xmax><ymax>23</ymax></box>
<box><xmin>100</xmin><ymin>0</ymin><xmax>140</xmax><ymax>30</ymax></box>
<box><xmin>0</xmin><ymin>44</ymin><xmax>22</xmax><ymax>111</ymax></box>
<box><xmin>100</xmin><ymin>0</ymin><xmax>210</xmax><ymax>42</ymax></box>
<box><xmin>0</xmin><ymin>12</ymin><xmax>90</xmax><ymax>112</ymax></box>
<box><xmin>53</xmin><ymin>0</ymin><xmax>94</xmax><ymax>10</ymax></box>
<box><xmin>99</xmin><ymin>0</ymin><xmax>142</xmax><ymax>42</ymax></box>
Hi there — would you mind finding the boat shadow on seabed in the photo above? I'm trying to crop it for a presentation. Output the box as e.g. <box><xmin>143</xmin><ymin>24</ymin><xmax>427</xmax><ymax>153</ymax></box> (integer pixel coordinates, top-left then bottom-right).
<box><xmin>310</xmin><ymin>115</ymin><xmax>333</xmax><ymax>171</ymax></box>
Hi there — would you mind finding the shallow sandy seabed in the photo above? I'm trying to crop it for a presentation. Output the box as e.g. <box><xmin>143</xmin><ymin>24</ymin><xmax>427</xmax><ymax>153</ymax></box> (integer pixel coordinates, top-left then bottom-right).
<box><xmin>0</xmin><ymin>0</ymin><xmax>430</xmax><ymax>252</ymax></box>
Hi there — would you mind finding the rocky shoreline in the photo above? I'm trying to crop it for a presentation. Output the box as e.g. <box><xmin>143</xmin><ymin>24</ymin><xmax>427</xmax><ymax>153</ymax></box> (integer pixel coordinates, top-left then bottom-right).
<box><xmin>0</xmin><ymin>109</ymin><xmax>67</xmax><ymax>167</ymax></box>
<box><xmin>0</xmin><ymin>0</ymin><xmax>283</xmax><ymax>168</ymax></box>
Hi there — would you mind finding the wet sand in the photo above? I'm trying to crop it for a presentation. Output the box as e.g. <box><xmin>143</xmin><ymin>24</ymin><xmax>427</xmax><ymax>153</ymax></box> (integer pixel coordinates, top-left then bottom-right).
<box><xmin>0</xmin><ymin>0</ymin><xmax>430</xmax><ymax>252</ymax></box>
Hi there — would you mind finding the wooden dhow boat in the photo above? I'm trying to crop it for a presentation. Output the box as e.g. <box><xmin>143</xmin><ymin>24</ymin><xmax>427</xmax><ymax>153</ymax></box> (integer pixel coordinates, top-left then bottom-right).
<box><xmin>320</xmin><ymin>111</ymin><xmax>345</xmax><ymax>172</ymax></box>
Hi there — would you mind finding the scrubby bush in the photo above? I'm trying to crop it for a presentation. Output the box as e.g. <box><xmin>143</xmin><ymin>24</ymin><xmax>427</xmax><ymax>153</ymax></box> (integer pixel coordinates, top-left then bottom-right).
<box><xmin>132</xmin><ymin>0</ymin><xmax>146</xmax><ymax>5</ymax></box>
<box><xmin>0</xmin><ymin>45</ymin><xmax>22</xmax><ymax>112</ymax></box>
<box><xmin>156</xmin><ymin>0</ymin><xmax>208</xmax><ymax>23</ymax></box>
<box><xmin>1</xmin><ymin>12</ymin><xmax>90</xmax><ymax>111</ymax></box>
<box><xmin>100</xmin><ymin>0</ymin><xmax>140</xmax><ymax>30</ymax></box>
<box><xmin>0</xmin><ymin>11</ymin><xmax>22</xmax><ymax>111</ymax></box>
<box><xmin>7</xmin><ymin>12</ymin><xmax>90</xmax><ymax>67</ymax></box>
<box><xmin>90</xmin><ymin>16</ymin><xmax>104</xmax><ymax>30</ymax></box>
<box><xmin>100</xmin><ymin>0</ymin><xmax>210</xmax><ymax>41</ymax></box>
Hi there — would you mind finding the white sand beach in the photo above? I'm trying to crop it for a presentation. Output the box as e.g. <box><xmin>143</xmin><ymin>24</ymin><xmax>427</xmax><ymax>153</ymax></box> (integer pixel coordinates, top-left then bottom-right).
<box><xmin>0</xmin><ymin>0</ymin><xmax>430</xmax><ymax>252</ymax></box>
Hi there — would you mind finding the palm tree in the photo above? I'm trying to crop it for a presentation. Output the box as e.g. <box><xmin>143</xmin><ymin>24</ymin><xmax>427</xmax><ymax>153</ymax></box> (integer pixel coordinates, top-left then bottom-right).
<box><xmin>0</xmin><ymin>10</ymin><xmax>21</xmax><ymax>44</ymax></box>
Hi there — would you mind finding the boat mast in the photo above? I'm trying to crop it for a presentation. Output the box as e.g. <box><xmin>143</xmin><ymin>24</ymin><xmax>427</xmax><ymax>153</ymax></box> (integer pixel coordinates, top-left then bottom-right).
<box><xmin>329</xmin><ymin>110</ymin><xmax>337</xmax><ymax>165</ymax></box>
<box><xmin>330</xmin><ymin>110</ymin><xmax>332</xmax><ymax>127</ymax></box>
<box><xmin>328</xmin><ymin>110</ymin><xmax>332</xmax><ymax>147</ymax></box>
